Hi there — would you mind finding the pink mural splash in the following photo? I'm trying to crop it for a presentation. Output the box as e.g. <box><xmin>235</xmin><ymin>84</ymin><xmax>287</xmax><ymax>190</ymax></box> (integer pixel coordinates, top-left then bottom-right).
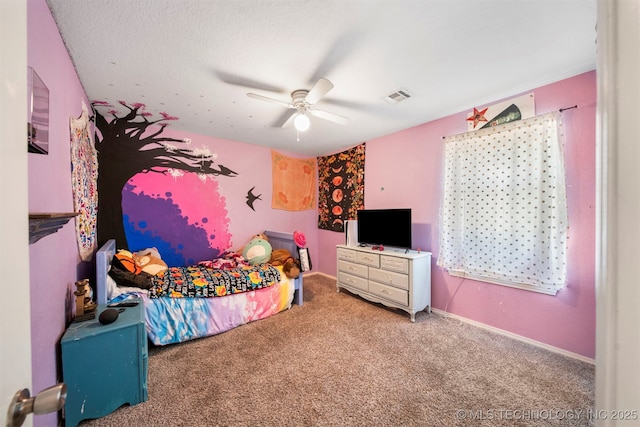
<box><xmin>123</xmin><ymin>169</ymin><xmax>232</xmax><ymax>266</ymax></box>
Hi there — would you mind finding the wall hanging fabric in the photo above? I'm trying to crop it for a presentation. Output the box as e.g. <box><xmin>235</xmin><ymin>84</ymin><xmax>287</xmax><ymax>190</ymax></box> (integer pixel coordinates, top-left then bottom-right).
<box><xmin>271</xmin><ymin>150</ymin><xmax>316</xmax><ymax>211</ymax></box>
<box><xmin>438</xmin><ymin>111</ymin><xmax>567</xmax><ymax>294</ymax></box>
<box><xmin>317</xmin><ymin>143</ymin><xmax>365</xmax><ymax>232</ymax></box>
<box><xmin>70</xmin><ymin>105</ymin><xmax>98</xmax><ymax>261</ymax></box>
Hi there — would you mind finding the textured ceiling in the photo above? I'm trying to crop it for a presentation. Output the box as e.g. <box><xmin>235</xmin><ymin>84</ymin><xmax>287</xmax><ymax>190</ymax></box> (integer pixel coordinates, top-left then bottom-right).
<box><xmin>47</xmin><ymin>0</ymin><xmax>597</xmax><ymax>156</ymax></box>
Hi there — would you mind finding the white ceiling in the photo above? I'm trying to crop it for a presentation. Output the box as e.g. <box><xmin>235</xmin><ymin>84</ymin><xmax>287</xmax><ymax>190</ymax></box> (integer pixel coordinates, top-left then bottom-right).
<box><xmin>46</xmin><ymin>0</ymin><xmax>597</xmax><ymax>157</ymax></box>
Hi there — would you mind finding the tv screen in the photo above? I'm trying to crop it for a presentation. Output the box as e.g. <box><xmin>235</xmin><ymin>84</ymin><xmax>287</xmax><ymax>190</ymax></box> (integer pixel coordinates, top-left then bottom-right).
<box><xmin>356</xmin><ymin>209</ymin><xmax>412</xmax><ymax>249</ymax></box>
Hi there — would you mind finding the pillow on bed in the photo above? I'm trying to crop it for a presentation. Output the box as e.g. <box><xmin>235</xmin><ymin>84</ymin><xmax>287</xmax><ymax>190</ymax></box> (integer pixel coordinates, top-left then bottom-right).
<box><xmin>108</xmin><ymin>267</ymin><xmax>153</xmax><ymax>289</ymax></box>
<box><xmin>106</xmin><ymin>269</ymin><xmax>148</xmax><ymax>301</ymax></box>
<box><xmin>112</xmin><ymin>247</ymin><xmax>168</xmax><ymax>276</ymax></box>
<box><xmin>112</xmin><ymin>250</ymin><xmax>142</xmax><ymax>274</ymax></box>
<box><xmin>133</xmin><ymin>248</ymin><xmax>168</xmax><ymax>276</ymax></box>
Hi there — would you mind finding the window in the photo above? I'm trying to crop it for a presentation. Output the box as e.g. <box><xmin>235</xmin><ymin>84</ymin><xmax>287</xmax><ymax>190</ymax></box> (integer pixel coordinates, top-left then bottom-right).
<box><xmin>437</xmin><ymin>111</ymin><xmax>567</xmax><ymax>295</ymax></box>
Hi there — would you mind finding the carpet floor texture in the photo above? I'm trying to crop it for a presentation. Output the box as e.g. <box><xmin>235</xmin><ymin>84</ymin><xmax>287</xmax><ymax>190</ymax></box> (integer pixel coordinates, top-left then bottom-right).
<box><xmin>79</xmin><ymin>274</ymin><xmax>594</xmax><ymax>426</ymax></box>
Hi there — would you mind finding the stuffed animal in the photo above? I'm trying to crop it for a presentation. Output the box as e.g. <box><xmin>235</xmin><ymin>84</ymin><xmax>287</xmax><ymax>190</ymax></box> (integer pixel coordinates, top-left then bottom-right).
<box><xmin>252</xmin><ymin>232</ymin><xmax>268</xmax><ymax>242</ymax></box>
<box><xmin>238</xmin><ymin>232</ymin><xmax>268</xmax><ymax>247</ymax></box>
<box><xmin>234</xmin><ymin>233</ymin><xmax>268</xmax><ymax>255</ymax></box>
<box><xmin>269</xmin><ymin>249</ymin><xmax>301</xmax><ymax>279</ymax></box>
<box><xmin>242</xmin><ymin>236</ymin><xmax>272</xmax><ymax>266</ymax></box>
<box><xmin>113</xmin><ymin>249</ymin><xmax>142</xmax><ymax>274</ymax></box>
<box><xmin>133</xmin><ymin>248</ymin><xmax>168</xmax><ymax>276</ymax></box>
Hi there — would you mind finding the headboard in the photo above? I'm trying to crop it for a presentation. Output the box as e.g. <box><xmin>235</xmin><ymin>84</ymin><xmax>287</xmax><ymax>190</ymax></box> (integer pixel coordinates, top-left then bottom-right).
<box><xmin>264</xmin><ymin>230</ymin><xmax>304</xmax><ymax>305</ymax></box>
<box><xmin>96</xmin><ymin>239</ymin><xmax>116</xmax><ymax>305</ymax></box>
<box><xmin>95</xmin><ymin>230</ymin><xmax>303</xmax><ymax>305</ymax></box>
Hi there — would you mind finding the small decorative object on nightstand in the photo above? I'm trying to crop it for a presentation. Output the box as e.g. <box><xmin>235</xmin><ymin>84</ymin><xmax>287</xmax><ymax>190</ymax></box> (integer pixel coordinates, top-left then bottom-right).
<box><xmin>61</xmin><ymin>299</ymin><xmax>148</xmax><ymax>427</ymax></box>
<box><xmin>73</xmin><ymin>279</ymin><xmax>96</xmax><ymax>322</ymax></box>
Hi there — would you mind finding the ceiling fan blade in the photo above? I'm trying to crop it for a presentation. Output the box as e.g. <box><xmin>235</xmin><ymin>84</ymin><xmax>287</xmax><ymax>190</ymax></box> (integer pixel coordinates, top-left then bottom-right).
<box><xmin>305</xmin><ymin>78</ymin><xmax>334</xmax><ymax>105</ymax></box>
<box><xmin>310</xmin><ymin>108</ymin><xmax>349</xmax><ymax>125</ymax></box>
<box><xmin>216</xmin><ymin>70</ymin><xmax>286</xmax><ymax>93</ymax></box>
<box><xmin>280</xmin><ymin>111</ymin><xmax>298</xmax><ymax>128</ymax></box>
<box><xmin>247</xmin><ymin>93</ymin><xmax>294</xmax><ymax>109</ymax></box>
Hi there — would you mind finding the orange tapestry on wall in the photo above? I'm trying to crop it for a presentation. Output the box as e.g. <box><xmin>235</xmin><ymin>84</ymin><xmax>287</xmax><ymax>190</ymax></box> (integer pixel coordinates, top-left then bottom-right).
<box><xmin>271</xmin><ymin>150</ymin><xmax>316</xmax><ymax>211</ymax></box>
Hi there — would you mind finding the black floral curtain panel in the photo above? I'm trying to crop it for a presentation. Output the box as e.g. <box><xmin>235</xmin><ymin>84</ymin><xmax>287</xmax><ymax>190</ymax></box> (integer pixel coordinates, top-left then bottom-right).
<box><xmin>317</xmin><ymin>143</ymin><xmax>365</xmax><ymax>232</ymax></box>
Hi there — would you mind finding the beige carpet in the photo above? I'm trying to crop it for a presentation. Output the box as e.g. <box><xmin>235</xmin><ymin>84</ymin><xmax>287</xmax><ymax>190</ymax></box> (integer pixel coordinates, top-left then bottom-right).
<box><xmin>79</xmin><ymin>274</ymin><xmax>594</xmax><ymax>426</ymax></box>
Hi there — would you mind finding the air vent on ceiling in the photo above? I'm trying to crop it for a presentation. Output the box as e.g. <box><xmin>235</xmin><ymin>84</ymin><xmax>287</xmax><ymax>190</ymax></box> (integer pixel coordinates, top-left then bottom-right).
<box><xmin>384</xmin><ymin>88</ymin><xmax>411</xmax><ymax>104</ymax></box>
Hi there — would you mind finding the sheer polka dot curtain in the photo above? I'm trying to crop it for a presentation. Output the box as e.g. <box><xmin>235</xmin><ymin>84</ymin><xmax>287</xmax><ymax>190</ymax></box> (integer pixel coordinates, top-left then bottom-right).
<box><xmin>437</xmin><ymin>111</ymin><xmax>567</xmax><ymax>295</ymax></box>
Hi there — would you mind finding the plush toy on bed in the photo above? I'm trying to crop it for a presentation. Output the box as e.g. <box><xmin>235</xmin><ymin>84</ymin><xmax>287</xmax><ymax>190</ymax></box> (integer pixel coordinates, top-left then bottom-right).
<box><xmin>109</xmin><ymin>247</ymin><xmax>168</xmax><ymax>290</ymax></box>
<box><xmin>133</xmin><ymin>247</ymin><xmax>168</xmax><ymax>276</ymax></box>
<box><xmin>242</xmin><ymin>235</ymin><xmax>272</xmax><ymax>266</ymax></box>
<box><xmin>269</xmin><ymin>249</ymin><xmax>301</xmax><ymax>279</ymax></box>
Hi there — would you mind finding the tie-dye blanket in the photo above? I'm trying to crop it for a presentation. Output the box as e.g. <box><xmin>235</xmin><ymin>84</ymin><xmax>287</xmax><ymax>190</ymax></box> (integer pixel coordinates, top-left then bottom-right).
<box><xmin>149</xmin><ymin>264</ymin><xmax>281</xmax><ymax>298</ymax></box>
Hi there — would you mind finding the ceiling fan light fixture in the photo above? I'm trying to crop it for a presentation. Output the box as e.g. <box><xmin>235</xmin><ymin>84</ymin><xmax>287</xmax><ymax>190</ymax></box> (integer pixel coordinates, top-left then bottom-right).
<box><xmin>246</xmin><ymin>77</ymin><xmax>349</xmax><ymax>133</ymax></box>
<box><xmin>294</xmin><ymin>113</ymin><xmax>310</xmax><ymax>132</ymax></box>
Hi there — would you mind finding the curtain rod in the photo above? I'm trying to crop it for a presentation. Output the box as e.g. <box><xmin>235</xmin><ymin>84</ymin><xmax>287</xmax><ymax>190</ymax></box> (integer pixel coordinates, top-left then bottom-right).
<box><xmin>559</xmin><ymin>105</ymin><xmax>578</xmax><ymax>112</ymax></box>
<box><xmin>441</xmin><ymin>105</ymin><xmax>579</xmax><ymax>139</ymax></box>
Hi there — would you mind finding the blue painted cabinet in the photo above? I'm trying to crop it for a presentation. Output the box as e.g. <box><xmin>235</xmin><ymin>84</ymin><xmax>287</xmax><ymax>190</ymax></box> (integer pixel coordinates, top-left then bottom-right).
<box><xmin>61</xmin><ymin>299</ymin><xmax>148</xmax><ymax>427</ymax></box>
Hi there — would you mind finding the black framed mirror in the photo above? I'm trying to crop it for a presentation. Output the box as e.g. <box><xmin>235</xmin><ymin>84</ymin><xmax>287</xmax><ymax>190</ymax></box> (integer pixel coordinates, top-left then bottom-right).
<box><xmin>27</xmin><ymin>67</ymin><xmax>49</xmax><ymax>154</ymax></box>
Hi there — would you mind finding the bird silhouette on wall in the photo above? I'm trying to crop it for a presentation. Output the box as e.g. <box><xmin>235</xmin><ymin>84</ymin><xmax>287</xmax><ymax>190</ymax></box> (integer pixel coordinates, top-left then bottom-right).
<box><xmin>246</xmin><ymin>187</ymin><xmax>262</xmax><ymax>211</ymax></box>
<box><xmin>217</xmin><ymin>165</ymin><xmax>239</xmax><ymax>177</ymax></box>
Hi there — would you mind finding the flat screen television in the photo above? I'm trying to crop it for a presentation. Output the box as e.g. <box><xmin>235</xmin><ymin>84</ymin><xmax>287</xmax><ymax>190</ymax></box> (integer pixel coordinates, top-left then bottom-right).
<box><xmin>356</xmin><ymin>208</ymin><xmax>412</xmax><ymax>249</ymax></box>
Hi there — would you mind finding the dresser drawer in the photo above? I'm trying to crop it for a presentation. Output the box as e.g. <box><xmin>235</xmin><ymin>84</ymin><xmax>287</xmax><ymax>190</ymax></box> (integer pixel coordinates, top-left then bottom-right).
<box><xmin>338</xmin><ymin>260</ymin><xmax>368</xmax><ymax>278</ymax></box>
<box><xmin>369</xmin><ymin>281</ymin><xmax>408</xmax><ymax>306</ymax></box>
<box><xmin>356</xmin><ymin>251</ymin><xmax>380</xmax><ymax>268</ymax></box>
<box><xmin>338</xmin><ymin>271</ymin><xmax>369</xmax><ymax>292</ymax></box>
<box><xmin>337</xmin><ymin>247</ymin><xmax>357</xmax><ymax>262</ymax></box>
<box><xmin>369</xmin><ymin>268</ymin><xmax>409</xmax><ymax>290</ymax></box>
<box><xmin>381</xmin><ymin>255</ymin><xmax>409</xmax><ymax>274</ymax></box>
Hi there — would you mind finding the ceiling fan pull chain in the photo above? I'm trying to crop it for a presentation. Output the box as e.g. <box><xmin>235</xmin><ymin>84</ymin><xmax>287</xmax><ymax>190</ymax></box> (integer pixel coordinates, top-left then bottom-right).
<box><xmin>296</xmin><ymin>129</ymin><xmax>300</xmax><ymax>142</ymax></box>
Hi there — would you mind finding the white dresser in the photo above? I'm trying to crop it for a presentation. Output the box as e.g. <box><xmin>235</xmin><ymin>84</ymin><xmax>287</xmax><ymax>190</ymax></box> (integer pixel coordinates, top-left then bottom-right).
<box><xmin>336</xmin><ymin>244</ymin><xmax>431</xmax><ymax>322</ymax></box>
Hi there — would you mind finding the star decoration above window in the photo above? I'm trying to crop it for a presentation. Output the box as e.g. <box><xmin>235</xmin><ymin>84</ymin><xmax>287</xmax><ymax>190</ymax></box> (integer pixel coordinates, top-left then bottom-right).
<box><xmin>466</xmin><ymin>107</ymin><xmax>489</xmax><ymax>128</ymax></box>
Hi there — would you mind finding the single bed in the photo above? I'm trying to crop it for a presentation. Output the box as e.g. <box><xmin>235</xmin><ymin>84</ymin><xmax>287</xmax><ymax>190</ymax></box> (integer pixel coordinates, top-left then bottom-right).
<box><xmin>95</xmin><ymin>230</ymin><xmax>304</xmax><ymax>346</ymax></box>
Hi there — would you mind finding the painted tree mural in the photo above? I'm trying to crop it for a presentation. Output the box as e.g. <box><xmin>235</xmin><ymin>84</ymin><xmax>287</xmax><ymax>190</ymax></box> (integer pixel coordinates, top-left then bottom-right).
<box><xmin>93</xmin><ymin>100</ymin><xmax>237</xmax><ymax>261</ymax></box>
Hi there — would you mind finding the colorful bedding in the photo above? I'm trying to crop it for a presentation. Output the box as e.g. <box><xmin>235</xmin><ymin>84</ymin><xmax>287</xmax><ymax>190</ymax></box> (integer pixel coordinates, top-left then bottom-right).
<box><xmin>97</xmin><ymin>231</ymin><xmax>302</xmax><ymax>346</ymax></box>
<box><xmin>109</xmin><ymin>265</ymin><xmax>294</xmax><ymax>346</ymax></box>
<box><xmin>142</xmin><ymin>267</ymin><xmax>293</xmax><ymax>345</ymax></box>
<box><xmin>149</xmin><ymin>264</ymin><xmax>281</xmax><ymax>298</ymax></box>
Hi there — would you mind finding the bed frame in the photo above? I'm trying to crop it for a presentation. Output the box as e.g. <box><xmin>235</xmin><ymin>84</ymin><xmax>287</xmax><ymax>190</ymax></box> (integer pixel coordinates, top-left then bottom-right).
<box><xmin>96</xmin><ymin>229</ymin><xmax>304</xmax><ymax>305</ymax></box>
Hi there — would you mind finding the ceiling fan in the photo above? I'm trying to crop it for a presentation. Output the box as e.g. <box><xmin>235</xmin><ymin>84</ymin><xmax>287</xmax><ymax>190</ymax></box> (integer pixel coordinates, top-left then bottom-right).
<box><xmin>246</xmin><ymin>77</ymin><xmax>349</xmax><ymax>134</ymax></box>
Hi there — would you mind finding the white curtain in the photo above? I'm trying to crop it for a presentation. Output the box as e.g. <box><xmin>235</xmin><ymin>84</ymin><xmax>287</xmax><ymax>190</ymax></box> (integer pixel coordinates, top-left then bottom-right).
<box><xmin>438</xmin><ymin>111</ymin><xmax>567</xmax><ymax>294</ymax></box>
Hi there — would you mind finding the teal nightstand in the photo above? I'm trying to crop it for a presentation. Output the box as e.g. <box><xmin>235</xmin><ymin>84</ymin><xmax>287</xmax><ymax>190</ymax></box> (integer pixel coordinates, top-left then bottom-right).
<box><xmin>61</xmin><ymin>299</ymin><xmax>148</xmax><ymax>427</ymax></box>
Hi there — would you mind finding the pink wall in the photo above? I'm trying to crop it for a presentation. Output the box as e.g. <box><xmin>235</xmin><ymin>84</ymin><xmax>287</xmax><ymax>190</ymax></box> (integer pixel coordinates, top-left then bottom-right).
<box><xmin>28</xmin><ymin>0</ymin><xmax>92</xmax><ymax>426</ymax></box>
<box><xmin>316</xmin><ymin>71</ymin><xmax>596</xmax><ymax>359</ymax></box>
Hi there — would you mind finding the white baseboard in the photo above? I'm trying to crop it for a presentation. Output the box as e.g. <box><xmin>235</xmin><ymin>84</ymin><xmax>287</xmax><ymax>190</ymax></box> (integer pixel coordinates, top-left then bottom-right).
<box><xmin>431</xmin><ymin>308</ymin><xmax>595</xmax><ymax>365</ymax></box>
